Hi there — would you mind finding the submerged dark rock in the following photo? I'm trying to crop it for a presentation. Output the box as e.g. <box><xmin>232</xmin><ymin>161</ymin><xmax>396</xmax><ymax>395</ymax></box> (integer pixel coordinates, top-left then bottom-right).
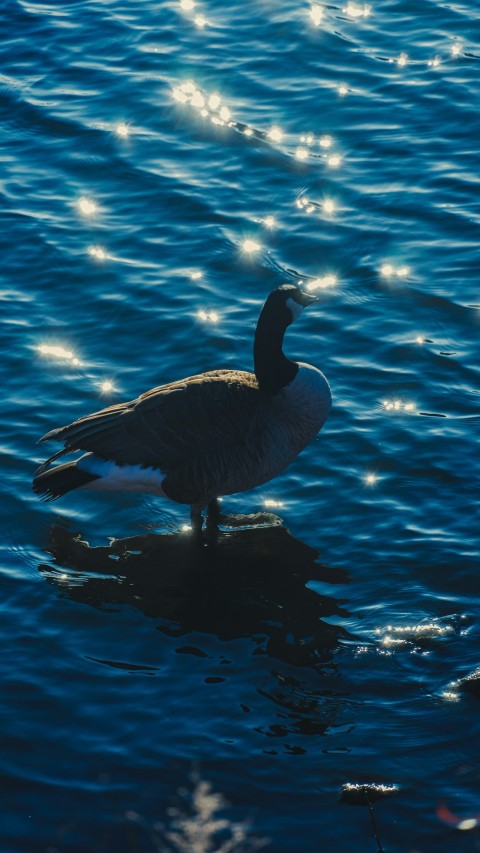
<box><xmin>338</xmin><ymin>782</ymin><xmax>399</xmax><ymax>806</ymax></box>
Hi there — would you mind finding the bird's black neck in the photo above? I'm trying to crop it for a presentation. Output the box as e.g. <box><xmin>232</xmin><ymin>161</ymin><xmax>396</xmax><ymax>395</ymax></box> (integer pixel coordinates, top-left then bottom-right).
<box><xmin>254</xmin><ymin>301</ymin><xmax>298</xmax><ymax>395</ymax></box>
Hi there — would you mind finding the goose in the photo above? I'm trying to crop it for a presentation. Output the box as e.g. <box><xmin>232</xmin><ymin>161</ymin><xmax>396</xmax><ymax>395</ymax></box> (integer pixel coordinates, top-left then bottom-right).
<box><xmin>33</xmin><ymin>284</ymin><xmax>331</xmax><ymax>533</ymax></box>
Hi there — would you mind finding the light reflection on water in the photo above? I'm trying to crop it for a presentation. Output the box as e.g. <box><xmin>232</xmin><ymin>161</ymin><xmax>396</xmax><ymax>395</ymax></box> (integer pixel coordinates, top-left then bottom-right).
<box><xmin>77</xmin><ymin>196</ymin><xmax>97</xmax><ymax>217</ymax></box>
<box><xmin>309</xmin><ymin>5</ymin><xmax>323</xmax><ymax>28</ymax></box>
<box><xmin>241</xmin><ymin>238</ymin><xmax>262</xmax><ymax>253</ymax></box>
<box><xmin>37</xmin><ymin>344</ymin><xmax>82</xmax><ymax>366</ymax></box>
<box><xmin>197</xmin><ymin>308</ymin><xmax>219</xmax><ymax>323</ymax></box>
<box><xmin>172</xmin><ymin>80</ymin><xmax>234</xmax><ymax>128</ymax></box>
<box><xmin>98</xmin><ymin>380</ymin><xmax>115</xmax><ymax>394</ymax></box>
<box><xmin>267</xmin><ymin>126</ymin><xmax>283</xmax><ymax>142</ymax></box>
<box><xmin>306</xmin><ymin>274</ymin><xmax>337</xmax><ymax>291</ymax></box>
<box><xmin>295</xmin><ymin>145</ymin><xmax>309</xmax><ymax>161</ymax></box>
<box><xmin>343</xmin><ymin>3</ymin><xmax>371</xmax><ymax>19</ymax></box>
<box><xmin>88</xmin><ymin>245</ymin><xmax>107</xmax><ymax>260</ymax></box>
<box><xmin>115</xmin><ymin>122</ymin><xmax>130</xmax><ymax>139</ymax></box>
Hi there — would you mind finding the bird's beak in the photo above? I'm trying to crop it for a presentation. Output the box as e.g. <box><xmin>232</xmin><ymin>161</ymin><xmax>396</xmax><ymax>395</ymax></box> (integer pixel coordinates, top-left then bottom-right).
<box><xmin>298</xmin><ymin>290</ymin><xmax>319</xmax><ymax>306</ymax></box>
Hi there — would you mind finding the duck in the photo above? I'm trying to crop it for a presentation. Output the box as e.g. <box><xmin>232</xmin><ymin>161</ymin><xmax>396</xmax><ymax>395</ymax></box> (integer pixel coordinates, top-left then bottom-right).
<box><xmin>33</xmin><ymin>284</ymin><xmax>332</xmax><ymax>533</ymax></box>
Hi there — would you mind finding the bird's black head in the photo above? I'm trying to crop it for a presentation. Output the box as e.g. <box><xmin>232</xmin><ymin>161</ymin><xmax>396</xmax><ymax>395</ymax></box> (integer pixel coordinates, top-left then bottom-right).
<box><xmin>264</xmin><ymin>284</ymin><xmax>318</xmax><ymax>325</ymax></box>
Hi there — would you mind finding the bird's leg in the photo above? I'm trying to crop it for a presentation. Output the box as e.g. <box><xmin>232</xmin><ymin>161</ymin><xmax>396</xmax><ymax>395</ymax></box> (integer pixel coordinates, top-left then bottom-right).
<box><xmin>205</xmin><ymin>498</ymin><xmax>221</xmax><ymax>542</ymax></box>
<box><xmin>190</xmin><ymin>504</ymin><xmax>204</xmax><ymax>538</ymax></box>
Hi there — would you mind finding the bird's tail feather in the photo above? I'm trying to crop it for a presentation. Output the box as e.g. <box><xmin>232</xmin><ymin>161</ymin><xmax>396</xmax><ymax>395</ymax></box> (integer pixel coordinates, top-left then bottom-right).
<box><xmin>33</xmin><ymin>461</ymin><xmax>99</xmax><ymax>501</ymax></box>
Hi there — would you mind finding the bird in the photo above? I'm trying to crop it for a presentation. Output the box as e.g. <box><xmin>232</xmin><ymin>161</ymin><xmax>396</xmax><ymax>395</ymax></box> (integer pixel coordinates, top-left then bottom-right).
<box><xmin>33</xmin><ymin>284</ymin><xmax>332</xmax><ymax>534</ymax></box>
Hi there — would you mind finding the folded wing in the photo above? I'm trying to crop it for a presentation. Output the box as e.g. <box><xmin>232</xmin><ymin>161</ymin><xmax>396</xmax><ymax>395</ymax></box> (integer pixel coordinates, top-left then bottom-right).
<box><xmin>39</xmin><ymin>370</ymin><xmax>261</xmax><ymax>480</ymax></box>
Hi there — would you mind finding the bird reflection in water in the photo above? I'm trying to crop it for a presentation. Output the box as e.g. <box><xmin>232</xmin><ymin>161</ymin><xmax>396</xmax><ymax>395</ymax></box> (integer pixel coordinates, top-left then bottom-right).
<box><xmin>41</xmin><ymin>521</ymin><xmax>349</xmax><ymax>656</ymax></box>
<box><xmin>39</xmin><ymin>521</ymin><xmax>353</xmax><ymax>742</ymax></box>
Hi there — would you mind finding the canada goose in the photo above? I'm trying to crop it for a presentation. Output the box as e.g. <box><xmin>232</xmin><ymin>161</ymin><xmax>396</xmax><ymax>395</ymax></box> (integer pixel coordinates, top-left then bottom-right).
<box><xmin>33</xmin><ymin>284</ymin><xmax>331</xmax><ymax>533</ymax></box>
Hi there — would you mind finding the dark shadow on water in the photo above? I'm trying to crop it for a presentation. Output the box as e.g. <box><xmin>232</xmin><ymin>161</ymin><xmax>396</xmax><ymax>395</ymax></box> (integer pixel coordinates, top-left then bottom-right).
<box><xmin>39</xmin><ymin>519</ymin><xmax>351</xmax><ymax>671</ymax></box>
<box><xmin>40</xmin><ymin>520</ymin><xmax>358</xmax><ymax>753</ymax></box>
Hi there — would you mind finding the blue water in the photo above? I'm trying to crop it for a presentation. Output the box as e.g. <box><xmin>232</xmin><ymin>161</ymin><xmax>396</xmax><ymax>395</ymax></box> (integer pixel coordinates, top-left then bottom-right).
<box><xmin>1</xmin><ymin>0</ymin><xmax>479</xmax><ymax>850</ymax></box>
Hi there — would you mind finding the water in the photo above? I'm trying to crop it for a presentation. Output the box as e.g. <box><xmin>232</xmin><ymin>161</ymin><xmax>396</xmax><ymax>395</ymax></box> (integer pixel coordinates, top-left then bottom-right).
<box><xmin>1</xmin><ymin>0</ymin><xmax>479</xmax><ymax>850</ymax></box>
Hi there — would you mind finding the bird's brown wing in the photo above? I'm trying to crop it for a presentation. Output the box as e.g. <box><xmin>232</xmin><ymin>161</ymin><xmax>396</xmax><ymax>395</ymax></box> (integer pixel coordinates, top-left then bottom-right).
<box><xmin>39</xmin><ymin>370</ymin><xmax>261</xmax><ymax>477</ymax></box>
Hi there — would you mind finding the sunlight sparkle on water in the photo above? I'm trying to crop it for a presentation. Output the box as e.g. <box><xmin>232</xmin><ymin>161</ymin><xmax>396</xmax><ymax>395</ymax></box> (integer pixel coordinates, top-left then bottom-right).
<box><xmin>115</xmin><ymin>122</ymin><xmax>129</xmax><ymax>138</ymax></box>
<box><xmin>77</xmin><ymin>197</ymin><xmax>97</xmax><ymax>216</ymax></box>
<box><xmin>309</xmin><ymin>5</ymin><xmax>323</xmax><ymax>27</ymax></box>
<box><xmin>339</xmin><ymin>783</ymin><xmax>400</xmax><ymax>806</ymax></box>
<box><xmin>191</xmin><ymin>91</ymin><xmax>205</xmax><ymax>108</ymax></box>
<box><xmin>459</xmin><ymin>820</ymin><xmax>478</xmax><ymax>830</ymax></box>
<box><xmin>327</xmin><ymin>154</ymin><xmax>341</xmax><ymax>167</ymax></box>
<box><xmin>323</xmin><ymin>199</ymin><xmax>335</xmax><ymax>214</ymax></box>
<box><xmin>451</xmin><ymin>43</ymin><xmax>461</xmax><ymax>57</ymax></box>
<box><xmin>381</xmin><ymin>636</ymin><xmax>406</xmax><ymax>648</ymax></box>
<box><xmin>441</xmin><ymin>690</ymin><xmax>461</xmax><ymax>702</ymax></box>
<box><xmin>263</xmin><ymin>215</ymin><xmax>276</xmax><ymax>228</ymax></box>
<box><xmin>195</xmin><ymin>14</ymin><xmax>207</xmax><ymax>27</ymax></box>
<box><xmin>415</xmin><ymin>335</ymin><xmax>425</xmax><ymax>345</ymax></box>
<box><xmin>338</xmin><ymin>83</ymin><xmax>348</xmax><ymax>95</ymax></box>
<box><xmin>319</xmin><ymin>134</ymin><xmax>333</xmax><ymax>148</ymax></box>
<box><xmin>268</xmin><ymin>126</ymin><xmax>283</xmax><ymax>143</ymax></box>
<box><xmin>88</xmin><ymin>245</ymin><xmax>107</xmax><ymax>261</ymax></box>
<box><xmin>307</xmin><ymin>274</ymin><xmax>337</xmax><ymax>291</ymax></box>
<box><xmin>197</xmin><ymin>310</ymin><xmax>219</xmax><ymax>323</ymax></box>
<box><xmin>190</xmin><ymin>270</ymin><xmax>203</xmax><ymax>280</ymax></box>
<box><xmin>383</xmin><ymin>399</ymin><xmax>416</xmax><ymax>413</ymax></box>
<box><xmin>244</xmin><ymin>127</ymin><xmax>254</xmax><ymax>136</ymax></box>
<box><xmin>381</xmin><ymin>263</ymin><xmax>410</xmax><ymax>279</ymax></box>
<box><xmin>296</xmin><ymin>197</ymin><xmax>315</xmax><ymax>214</ymax></box>
<box><xmin>99</xmin><ymin>380</ymin><xmax>114</xmax><ymax>393</ymax></box>
<box><xmin>344</xmin><ymin>3</ymin><xmax>371</xmax><ymax>18</ymax></box>
<box><xmin>364</xmin><ymin>473</ymin><xmax>378</xmax><ymax>485</ymax></box>
<box><xmin>37</xmin><ymin>344</ymin><xmax>81</xmax><ymax>367</ymax></box>
<box><xmin>179</xmin><ymin>0</ymin><xmax>195</xmax><ymax>9</ymax></box>
<box><xmin>300</xmin><ymin>133</ymin><xmax>315</xmax><ymax>146</ymax></box>
<box><xmin>397</xmin><ymin>52</ymin><xmax>408</xmax><ymax>67</ymax></box>
<box><xmin>264</xmin><ymin>499</ymin><xmax>284</xmax><ymax>508</ymax></box>
<box><xmin>173</xmin><ymin>89</ymin><xmax>188</xmax><ymax>104</ymax></box>
<box><xmin>208</xmin><ymin>93</ymin><xmax>221</xmax><ymax>110</ymax></box>
<box><xmin>242</xmin><ymin>239</ymin><xmax>262</xmax><ymax>253</ymax></box>
<box><xmin>295</xmin><ymin>146</ymin><xmax>309</xmax><ymax>161</ymax></box>
<box><xmin>172</xmin><ymin>82</ymin><xmax>233</xmax><ymax>126</ymax></box>
<box><xmin>377</xmin><ymin>622</ymin><xmax>454</xmax><ymax>641</ymax></box>
<box><xmin>428</xmin><ymin>57</ymin><xmax>441</xmax><ymax>68</ymax></box>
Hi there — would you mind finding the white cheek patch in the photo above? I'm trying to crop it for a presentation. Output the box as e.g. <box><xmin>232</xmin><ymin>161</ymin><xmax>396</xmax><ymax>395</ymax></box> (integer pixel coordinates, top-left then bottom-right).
<box><xmin>286</xmin><ymin>297</ymin><xmax>304</xmax><ymax>321</ymax></box>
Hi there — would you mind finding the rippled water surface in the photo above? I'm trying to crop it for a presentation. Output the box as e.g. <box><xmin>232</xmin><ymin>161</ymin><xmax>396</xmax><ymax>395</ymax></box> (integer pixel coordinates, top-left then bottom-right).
<box><xmin>2</xmin><ymin>0</ymin><xmax>480</xmax><ymax>850</ymax></box>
